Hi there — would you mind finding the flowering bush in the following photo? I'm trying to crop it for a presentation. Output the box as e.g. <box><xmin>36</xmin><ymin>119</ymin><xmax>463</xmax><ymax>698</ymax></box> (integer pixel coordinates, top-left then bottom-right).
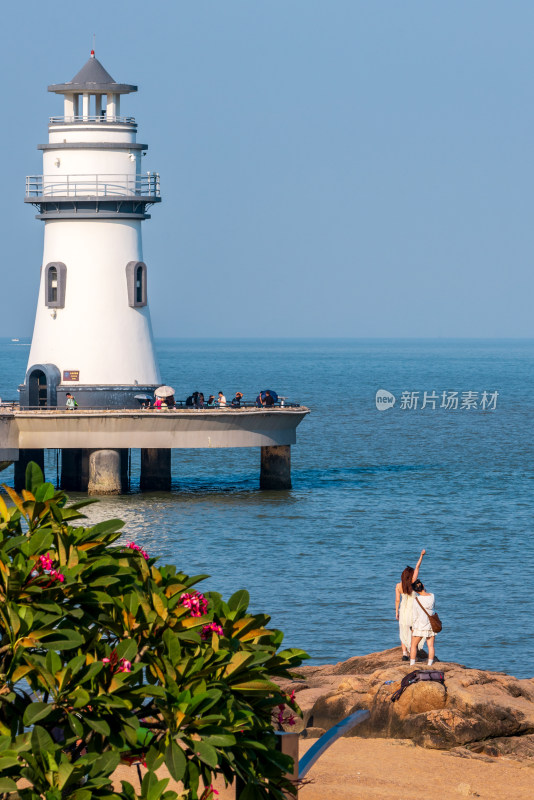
<box><xmin>0</xmin><ymin>463</ymin><xmax>307</xmax><ymax>800</ymax></box>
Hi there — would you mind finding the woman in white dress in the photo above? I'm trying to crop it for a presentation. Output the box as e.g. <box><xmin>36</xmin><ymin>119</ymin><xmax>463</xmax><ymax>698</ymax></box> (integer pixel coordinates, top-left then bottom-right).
<box><xmin>410</xmin><ymin>578</ymin><xmax>437</xmax><ymax>666</ymax></box>
<box><xmin>395</xmin><ymin>549</ymin><xmax>426</xmax><ymax>661</ymax></box>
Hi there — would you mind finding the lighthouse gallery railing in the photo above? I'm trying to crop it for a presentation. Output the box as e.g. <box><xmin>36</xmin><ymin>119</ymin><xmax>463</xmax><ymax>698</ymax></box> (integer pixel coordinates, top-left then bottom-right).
<box><xmin>49</xmin><ymin>115</ymin><xmax>136</xmax><ymax>125</ymax></box>
<box><xmin>25</xmin><ymin>174</ymin><xmax>161</xmax><ymax>199</ymax></box>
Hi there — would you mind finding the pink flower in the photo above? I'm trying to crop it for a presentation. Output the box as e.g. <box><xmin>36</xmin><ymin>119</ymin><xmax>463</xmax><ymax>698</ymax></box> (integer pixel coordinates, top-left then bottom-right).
<box><xmin>181</xmin><ymin>591</ymin><xmax>208</xmax><ymax>617</ymax></box>
<box><xmin>125</xmin><ymin>541</ymin><xmax>149</xmax><ymax>560</ymax></box>
<box><xmin>102</xmin><ymin>651</ymin><xmax>132</xmax><ymax>674</ymax></box>
<box><xmin>39</xmin><ymin>553</ymin><xmax>53</xmax><ymax>571</ymax></box>
<box><xmin>200</xmin><ymin>786</ymin><xmax>219</xmax><ymax>800</ymax></box>
<box><xmin>35</xmin><ymin>553</ymin><xmax>65</xmax><ymax>584</ymax></box>
<box><xmin>201</xmin><ymin>622</ymin><xmax>224</xmax><ymax>640</ymax></box>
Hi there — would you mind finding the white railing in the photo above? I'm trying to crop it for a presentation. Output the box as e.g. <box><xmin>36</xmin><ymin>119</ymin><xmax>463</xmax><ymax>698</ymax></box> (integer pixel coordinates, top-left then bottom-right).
<box><xmin>25</xmin><ymin>173</ymin><xmax>160</xmax><ymax>199</ymax></box>
<box><xmin>49</xmin><ymin>115</ymin><xmax>136</xmax><ymax>125</ymax></box>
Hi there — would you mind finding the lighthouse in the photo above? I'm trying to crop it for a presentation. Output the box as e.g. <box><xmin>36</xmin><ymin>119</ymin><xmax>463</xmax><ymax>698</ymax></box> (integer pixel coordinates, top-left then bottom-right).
<box><xmin>20</xmin><ymin>51</ymin><xmax>161</xmax><ymax>409</ymax></box>
<box><xmin>1</xmin><ymin>51</ymin><xmax>309</xmax><ymax>495</ymax></box>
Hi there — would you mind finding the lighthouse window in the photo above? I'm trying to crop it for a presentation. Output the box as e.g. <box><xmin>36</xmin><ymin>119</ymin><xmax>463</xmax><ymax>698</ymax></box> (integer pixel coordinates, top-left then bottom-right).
<box><xmin>49</xmin><ymin>268</ymin><xmax>58</xmax><ymax>302</ymax></box>
<box><xmin>44</xmin><ymin>262</ymin><xmax>67</xmax><ymax>308</ymax></box>
<box><xmin>126</xmin><ymin>261</ymin><xmax>147</xmax><ymax>307</ymax></box>
<box><xmin>136</xmin><ymin>265</ymin><xmax>143</xmax><ymax>303</ymax></box>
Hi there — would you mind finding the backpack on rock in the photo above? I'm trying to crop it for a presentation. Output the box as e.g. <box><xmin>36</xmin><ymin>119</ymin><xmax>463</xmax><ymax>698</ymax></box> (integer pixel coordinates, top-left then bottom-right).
<box><xmin>390</xmin><ymin>669</ymin><xmax>445</xmax><ymax>702</ymax></box>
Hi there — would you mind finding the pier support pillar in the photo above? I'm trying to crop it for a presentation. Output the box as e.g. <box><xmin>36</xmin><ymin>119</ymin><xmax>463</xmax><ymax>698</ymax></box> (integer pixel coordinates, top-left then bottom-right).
<box><xmin>61</xmin><ymin>449</ymin><xmax>87</xmax><ymax>492</ymax></box>
<box><xmin>140</xmin><ymin>449</ymin><xmax>171</xmax><ymax>491</ymax></box>
<box><xmin>87</xmin><ymin>449</ymin><xmax>128</xmax><ymax>495</ymax></box>
<box><xmin>260</xmin><ymin>445</ymin><xmax>291</xmax><ymax>490</ymax></box>
<box><xmin>14</xmin><ymin>449</ymin><xmax>45</xmax><ymax>491</ymax></box>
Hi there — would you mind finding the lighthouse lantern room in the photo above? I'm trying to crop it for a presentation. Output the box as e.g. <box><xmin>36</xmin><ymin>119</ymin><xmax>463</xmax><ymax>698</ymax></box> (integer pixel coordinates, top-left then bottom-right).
<box><xmin>20</xmin><ymin>51</ymin><xmax>161</xmax><ymax>409</ymax></box>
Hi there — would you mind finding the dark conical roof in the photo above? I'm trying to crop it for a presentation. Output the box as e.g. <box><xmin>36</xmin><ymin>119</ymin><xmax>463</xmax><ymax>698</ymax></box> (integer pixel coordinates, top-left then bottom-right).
<box><xmin>48</xmin><ymin>52</ymin><xmax>137</xmax><ymax>95</ymax></box>
<box><xmin>70</xmin><ymin>55</ymin><xmax>116</xmax><ymax>85</ymax></box>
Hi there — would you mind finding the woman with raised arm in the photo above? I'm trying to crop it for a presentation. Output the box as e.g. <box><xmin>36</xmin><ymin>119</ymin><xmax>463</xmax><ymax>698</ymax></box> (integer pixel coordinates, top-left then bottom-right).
<box><xmin>395</xmin><ymin>549</ymin><xmax>426</xmax><ymax>661</ymax></box>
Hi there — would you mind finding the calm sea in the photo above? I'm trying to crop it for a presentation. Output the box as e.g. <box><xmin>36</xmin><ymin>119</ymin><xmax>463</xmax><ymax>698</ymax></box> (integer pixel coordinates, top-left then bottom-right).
<box><xmin>1</xmin><ymin>338</ymin><xmax>533</xmax><ymax>678</ymax></box>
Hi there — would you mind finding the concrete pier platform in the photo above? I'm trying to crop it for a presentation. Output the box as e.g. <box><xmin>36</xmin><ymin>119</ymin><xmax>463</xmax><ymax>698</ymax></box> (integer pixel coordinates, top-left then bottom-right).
<box><xmin>0</xmin><ymin>407</ymin><xmax>309</xmax><ymax>493</ymax></box>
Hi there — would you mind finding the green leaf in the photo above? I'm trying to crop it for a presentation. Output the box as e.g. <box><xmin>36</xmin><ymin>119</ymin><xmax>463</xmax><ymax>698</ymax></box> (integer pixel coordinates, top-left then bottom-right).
<box><xmin>90</xmin><ymin>750</ymin><xmax>120</xmax><ymax>777</ymax></box>
<box><xmin>71</xmin><ymin>790</ymin><xmax>92</xmax><ymax>800</ymax></box>
<box><xmin>145</xmin><ymin>745</ymin><xmax>164</xmax><ymax>772</ymax></box>
<box><xmin>165</xmin><ymin>739</ymin><xmax>186</xmax><ymax>781</ymax></box>
<box><xmin>23</xmin><ymin>701</ymin><xmax>54</xmax><ymax>726</ymax></box>
<box><xmin>222</xmin><ymin>650</ymin><xmax>255</xmax><ymax>678</ymax></box>
<box><xmin>85</xmin><ymin>717</ymin><xmax>110</xmax><ymax>736</ymax></box>
<box><xmin>77</xmin><ymin>661</ymin><xmax>103</xmax><ymax>684</ymax></box>
<box><xmin>0</xmin><ymin>778</ymin><xmax>17</xmax><ymax>792</ymax></box>
<box><xmin>71</xmin><ymin>687</ymin><xmax>91</xmax><ymax>708</ymax></box>
<box><xmin>119</xmin><ymin>781</ymin><xmax>137</xmax><ymax>800</ymax></box>
<box><xmin>66</xmin><ymin>653</ymin><xmax>86</xmax><ymax>675</ymax></box>
<box><xmin>137</xmin><ymin>727</ymin><xmax>155</xmax><ymax>747</ymax></box>
<box><xmin>163</xmin><ymin>628</ymin><xmax>181</xmax><ymax>666</ymax></box>
<box><xmin>202</xmin><ymin>732</ymin><xmax>236</xmax><ymax>747</ymax></box>
<box><xmin>25</xmin><ymin>461</ymin><xmax>44</xmax><ymax>494</ymax></box>
<box><xmin>39</xmin><ymin>629</ymin><xmax>84</xmax><ymax>650</ymax></box>
<box><xmin>141</xmin><ymin>770</ymin><xmax>169</xmax><ymax>800</ymax></box>
<box><xmin>90</xmin><ymin>575</ymin><xmax>120</xmax><ymax>586</ymax></box>
<box><xmin>68</xmin><ymin>713</ymin><xmax>84</xmax><ymax>738</ymax></box>
<box><xmin>28</xmin><ymin>528</ymin><xmax>54</xmax><ymax>554</ymax></box>
<box><xmin>116</xmin><ymin>638</ymin><xmax>138</xmax><ymax>663</ymax></box>
<box><xmin>34</xmin><ymin>482</ymin><xmax>56</xmax><ymax>502</ymax></box>
<box><xmin>191</xmin><ymin>739</ymin><xmax>218</xmax><ymax>768</ymax></box>
<box><xmin>227</xmin><ymin>588</ymin><xmax>250</xmax><ymax>613</ymax></box>
<box><xmin>31</xmin><ymin>724</ymin><xmax>55</xmax><ymax>754</ymax></box>
<box><xmin>90</xmin><ymin>519</ymin><xmax>125</xmax><ymax>536</ymax></box>
<box><xmin>0</xmin><ymin>756</ymin><xmax>19</xmax><ymax>769</ymax></box>
<box><xmin>57</xmin><ymin>759</ymin><xmax>75</xmax><ymax>790</ymax></box>
<box><xmin>230</xmin><ymin>679</ymin><xmax>281</xmax><ymax>692</ymax></box>
<box><xmin>46</xmin><ymin>650</ymin><xmax>62</xmax><ymax>676</ymax></box>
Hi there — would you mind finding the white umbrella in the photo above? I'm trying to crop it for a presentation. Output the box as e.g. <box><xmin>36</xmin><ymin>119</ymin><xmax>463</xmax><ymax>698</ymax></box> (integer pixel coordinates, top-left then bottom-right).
<box><xmin>154</xmin><ymin>385</ymin><xmax>175</xmax><ymax>398</ymax></box>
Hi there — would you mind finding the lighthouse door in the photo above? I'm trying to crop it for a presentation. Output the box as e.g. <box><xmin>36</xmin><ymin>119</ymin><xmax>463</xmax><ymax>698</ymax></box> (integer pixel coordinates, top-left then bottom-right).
<box><xmin>29</xmin><ymin>369</ymin><xmax>48</xmax><ymax>407</ymax></box>
<box><xmin>22</xmin><ymin>364</ymin><xmax>61</xmax><ymax>409</ymax></box>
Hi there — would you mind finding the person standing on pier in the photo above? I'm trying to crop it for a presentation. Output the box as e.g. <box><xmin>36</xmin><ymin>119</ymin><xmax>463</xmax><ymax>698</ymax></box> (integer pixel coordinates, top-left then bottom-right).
<box><xmin>65</xmin><ymin>393</ymin><xmax>78</xmax><ymax>410</ymax></box>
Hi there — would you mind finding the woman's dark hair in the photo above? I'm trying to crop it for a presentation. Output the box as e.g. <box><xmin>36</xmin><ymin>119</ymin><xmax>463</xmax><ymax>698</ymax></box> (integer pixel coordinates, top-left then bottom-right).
<box><xmin>412</xmin><ymin>579</ymin><xmax>424</xmax><ymax>593</ymax></box>
<box><xmin>401</xmin><ymin>566</ymin><xmax>414</xmax><ymax>595</ymax></box>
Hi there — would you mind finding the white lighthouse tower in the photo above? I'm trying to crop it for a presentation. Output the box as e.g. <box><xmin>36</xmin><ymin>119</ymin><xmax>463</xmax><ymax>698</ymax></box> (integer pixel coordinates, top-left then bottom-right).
<box><xmin>20</xmin><ymin>51</ymin><xmax>161</xmax><ymax>408</ymax></box>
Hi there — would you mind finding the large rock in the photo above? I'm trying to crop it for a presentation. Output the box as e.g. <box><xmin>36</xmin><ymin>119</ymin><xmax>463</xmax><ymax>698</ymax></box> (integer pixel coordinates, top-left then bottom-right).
<box><xmin>280</xmin><ymin>648</ymin><xmax>534</xmax><ymax>757</ymax></box>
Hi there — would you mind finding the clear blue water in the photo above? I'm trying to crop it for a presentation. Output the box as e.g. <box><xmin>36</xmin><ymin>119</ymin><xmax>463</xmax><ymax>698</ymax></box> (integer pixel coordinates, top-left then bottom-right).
<box><xmin>1</xmin><ymin>338</ymin><xmax>533</xmax><ymax>677</ymax></box>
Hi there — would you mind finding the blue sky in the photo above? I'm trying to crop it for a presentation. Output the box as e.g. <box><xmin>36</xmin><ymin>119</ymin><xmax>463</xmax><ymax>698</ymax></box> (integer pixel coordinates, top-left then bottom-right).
<box><xmin>2</xmin><ymin>1</ymin><xmax>534</xmax><ymax>337</ymax></box>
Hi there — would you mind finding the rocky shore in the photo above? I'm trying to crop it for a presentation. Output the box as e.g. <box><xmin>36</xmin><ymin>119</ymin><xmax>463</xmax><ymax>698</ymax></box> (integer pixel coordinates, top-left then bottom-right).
<box><xmin>280</xmin><ymin>647</ymin><xmax>534</xmax><ymax>760</ymax></box>
<box><xmin>111</xmin><ymin>649</ymin><xmax>534</xmax><ymax>800</ymax></box>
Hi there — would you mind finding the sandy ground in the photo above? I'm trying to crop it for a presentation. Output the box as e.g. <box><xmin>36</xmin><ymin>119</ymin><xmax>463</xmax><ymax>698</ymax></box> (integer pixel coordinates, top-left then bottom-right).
<box><xmin>112</xmin><ymin>736</ymin><xmax>534</xmax><ymax>799</ymax></box>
